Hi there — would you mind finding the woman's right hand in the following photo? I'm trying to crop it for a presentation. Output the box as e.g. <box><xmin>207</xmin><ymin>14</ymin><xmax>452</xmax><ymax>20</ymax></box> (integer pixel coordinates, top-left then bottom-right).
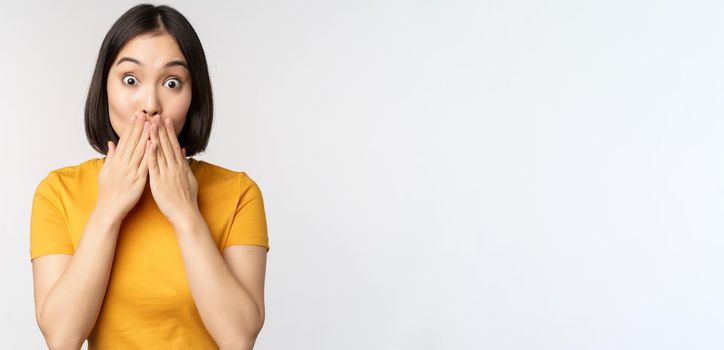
<box><xmin>96</xmin><ymin>112</ymin><xmax>152</xmax><ymax>221</ymax></box>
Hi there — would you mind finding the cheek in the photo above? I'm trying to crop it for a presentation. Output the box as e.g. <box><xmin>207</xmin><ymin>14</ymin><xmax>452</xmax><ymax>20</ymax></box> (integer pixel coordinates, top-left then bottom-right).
<box><xmin>168</xmin><ymin>116</ymin><xmax>187</xmax><ymax>136</ymax></box>
<box><xmin>167</xmin><ymin>91</ymin><xmax>192</xmax><ymax>135</ymax></box>
<box><xmin>106</xmin><ymin>82</ymin><xmax>135</xmax><ymax>136</ymax></box>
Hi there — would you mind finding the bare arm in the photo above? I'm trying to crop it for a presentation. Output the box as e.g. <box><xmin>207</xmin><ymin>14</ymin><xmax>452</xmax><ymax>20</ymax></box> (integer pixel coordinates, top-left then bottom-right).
<box><xmin>33</xmin><ymin>206</ymin><xmax>122</xmax><ymax>349</ymax></box>
<box><xmin>32</xmin><ymin>115</ymin><xmax>153</xmax><ymax>349</ymax></box>
<box><xmin>142</xmin><ymin>115</ymin><xmax>266</xmax><ymax>349</ymax></box>
<box><xmin>173</xmin><ymin>212</ymin><xmax>266</xmax><ymax>350</ymax></box>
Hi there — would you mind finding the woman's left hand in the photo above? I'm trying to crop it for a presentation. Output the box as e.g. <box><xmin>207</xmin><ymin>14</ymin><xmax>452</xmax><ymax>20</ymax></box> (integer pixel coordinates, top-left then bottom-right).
<box><xmin>147</xmin><ymin>115</ymin><xmax>199</xmax><ymax>227</ymax></box>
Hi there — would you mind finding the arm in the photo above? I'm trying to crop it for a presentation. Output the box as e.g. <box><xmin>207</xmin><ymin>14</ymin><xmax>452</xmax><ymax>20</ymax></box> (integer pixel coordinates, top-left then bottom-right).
<box><xmin>32</xmin><ymin>113</ymin><xmax>152</xmax><ymax>349</ymax></box>
<box><xmin>172</xmin><ymin>212</ymin><xmax>266</xmax><ymax>350</ymax></box>
<box><xmin>32</xmin><ymin>206</ymin><xmax>122</xmax><ymax>349</ymax></box>
<box><xmin>144</xmin><ymin>116</ymin><xmax>266</xmax><ymax>348</ymax></box>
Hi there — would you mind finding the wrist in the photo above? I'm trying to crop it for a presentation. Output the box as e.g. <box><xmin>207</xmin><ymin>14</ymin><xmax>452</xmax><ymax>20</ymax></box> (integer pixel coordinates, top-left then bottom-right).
<box><xmin>92</xmin><ymin>203</ymin><xmax>125</xmax><ymax>228</ymax></box>
<box><xmin>170</xmin><ymin>207</ymin><xmax>204</xmax><ymax>233</ymax></box>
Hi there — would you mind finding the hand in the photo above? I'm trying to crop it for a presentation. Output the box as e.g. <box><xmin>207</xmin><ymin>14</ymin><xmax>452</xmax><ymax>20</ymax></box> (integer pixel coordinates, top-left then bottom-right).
<box><xmin>147</xmin><ymin>115</ymin><xmax>199</xmax><ymax>227</ymax></box>
<box><xmin>97</xmin><ymin>112</ymin><xmax>151</xmax><ymax>221</ymax></box>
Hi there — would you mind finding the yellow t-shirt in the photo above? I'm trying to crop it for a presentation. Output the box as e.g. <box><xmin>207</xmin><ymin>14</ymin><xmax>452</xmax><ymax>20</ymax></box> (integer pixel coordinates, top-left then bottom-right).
<box><xmin>29</xmin><ymin>157</ymin><xmax>269</xmax><ymax>349</ymax></box>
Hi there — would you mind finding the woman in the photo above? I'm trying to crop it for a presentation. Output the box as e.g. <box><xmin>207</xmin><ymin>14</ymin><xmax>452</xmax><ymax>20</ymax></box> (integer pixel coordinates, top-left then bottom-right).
<box><xmin>29</xmin><ymin>4</ymin><xmax>269</xmax><ymax>349</ymax></box>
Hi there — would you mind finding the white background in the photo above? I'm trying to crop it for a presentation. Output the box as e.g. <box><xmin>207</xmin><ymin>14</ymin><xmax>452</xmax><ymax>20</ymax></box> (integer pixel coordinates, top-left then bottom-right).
<box><xmin>2</xmin><ymin>0</ymin><xmax>723</xmax><ymax>349</ymax></box>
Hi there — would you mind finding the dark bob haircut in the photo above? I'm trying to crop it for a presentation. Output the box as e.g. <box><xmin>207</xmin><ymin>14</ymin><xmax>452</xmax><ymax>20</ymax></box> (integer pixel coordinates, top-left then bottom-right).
<box><xmin>85</xmin><ymin>4</ymin><xmax>213</xmax><ymax>157</ymax></box>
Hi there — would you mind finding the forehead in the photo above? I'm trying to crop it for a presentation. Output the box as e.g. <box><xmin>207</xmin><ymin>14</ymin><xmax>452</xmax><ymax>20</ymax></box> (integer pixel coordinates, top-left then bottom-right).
<box><xmin>113</xmin><ymin>33</ymin><xmax>185</xmax><ymax>67</ymax></box>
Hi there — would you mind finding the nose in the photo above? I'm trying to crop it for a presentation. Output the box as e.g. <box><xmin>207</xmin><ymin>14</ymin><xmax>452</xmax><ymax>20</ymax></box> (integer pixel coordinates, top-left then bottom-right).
<box><xmin>141</xmin><ymin>87</ymin><xmax>161</xmax><ymax>119</ymax></box>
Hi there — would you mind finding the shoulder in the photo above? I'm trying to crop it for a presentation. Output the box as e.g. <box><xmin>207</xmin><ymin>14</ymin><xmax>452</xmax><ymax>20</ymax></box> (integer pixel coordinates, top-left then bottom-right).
<box><xmin>45</xmin><ymin>157</ymin><xmax>100</xmax><ymax>178</ymax></box>
<box><xmin>34</xmin><ymin>158</ymin><xmax>102</xmax><ymax>197</ymax></box>
<box><xmin>192</xmin><ymin>159</ymin><xmax>262</xmax><ymax>193</ymax></box>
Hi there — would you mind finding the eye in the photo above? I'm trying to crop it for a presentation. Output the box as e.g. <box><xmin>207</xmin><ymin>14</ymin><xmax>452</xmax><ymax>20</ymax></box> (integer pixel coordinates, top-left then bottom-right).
<box><xmin>164</xmin><ymin>78</ymin><xmax>182</xmax><ymax>89</ymax></box>
<box><xmin>122</xmin><ymin>74</ymin><xmax>139</xmax><ymax>86</ymax></box>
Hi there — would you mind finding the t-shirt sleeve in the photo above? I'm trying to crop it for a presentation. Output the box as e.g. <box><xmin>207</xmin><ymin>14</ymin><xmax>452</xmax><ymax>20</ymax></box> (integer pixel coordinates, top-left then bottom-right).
<box><xmin>29</xmin><ymin>174</ymin><xmax>74</xmax><ymax>261</ymax></box>
<box><xmin>223</xmin><ymin>174</ymin><xmax>270</xmax><ymax>252</ymax></box>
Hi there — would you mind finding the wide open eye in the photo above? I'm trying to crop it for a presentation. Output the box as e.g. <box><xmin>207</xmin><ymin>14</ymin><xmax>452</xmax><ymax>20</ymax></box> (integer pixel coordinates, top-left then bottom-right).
<box><xmin>122</xmin><ymin>75</ymin><xmax>138</xmax><ymax>86</ymax></box>
<box><xmin>164</xmin><ymin>78</ymin><xmax>182</xmax><ymax>89</ymax></box>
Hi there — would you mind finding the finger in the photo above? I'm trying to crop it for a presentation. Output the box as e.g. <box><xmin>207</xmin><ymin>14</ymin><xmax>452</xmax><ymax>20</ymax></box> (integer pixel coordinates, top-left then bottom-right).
<box><xmin>116</xmin><ymin>112</ymin><xmax>140</xmax><ymax>156</ymax></box>
<box><xmin>157</xmin><ymin>117</ymin><xmax>177</xmax><ymax>167</ymax></box>
<box><xmin>163</xmin><ymin>117</ymin><xmax>184</xmax><ymax>164</ymax></box>
<box><xmin>137</xmin><ymin>140</ymin><xmax>151</xmax><ymax>178</ymax></box>
<box><xmin>185</xmin><ymin>170</ymin><xmax>195</xmax><ymax>188</ymax></box>
<box><xmin>149</xmin><ymin>121</ymin><xmax>168</xmax><ymax>173</ymax></box>
<box><xmin>122</xmin><ymin>113</ymin><xmax>147</xmax><ymax>162</ymax></box>
<box><xmin>130</xmin><ymin>120</ymin><xmax>150</xmax><ymax>170</ymax></box>
<box><xmin>107</xmin><ymin>140</ymin><xmax>116</xmax><ymax>159</ymax></box>
<box><xmin>147</xmin><ymin>139</ymin><xmax>160</xmax><ymax>176</ymax></box>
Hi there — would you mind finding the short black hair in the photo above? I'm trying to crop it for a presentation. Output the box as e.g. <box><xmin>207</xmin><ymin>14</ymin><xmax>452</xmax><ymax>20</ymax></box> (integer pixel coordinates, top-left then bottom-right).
<box><xmin>85</xmin><ymin>3</ymin><xmax>213</xmax><ymax>157</ymax></box>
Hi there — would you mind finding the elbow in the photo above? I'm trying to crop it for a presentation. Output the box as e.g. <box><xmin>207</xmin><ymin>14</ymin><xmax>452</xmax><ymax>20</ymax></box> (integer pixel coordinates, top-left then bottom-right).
<box><xmin>215</xmin><ymin>306</ymin><xmax>265</xmax><ymax>350</ymax></box>
<box><xmin>43</xmin><ymin>334</ymin><xmax>84</xmax><ymax>350</ymax></box>
<box><xmin>218</xmin><ymin>337</ymin><xmax>256</xmax><ymax>350</ymax></box>
<box><xmin>218</xmin><ymin>322</ymin><xmax>264</xmax><ymax>350</ymax></box>
<box><xmin>38</xmin><ymin>315</ymin><xmax>85</xmax><ymax>350</ymax></box>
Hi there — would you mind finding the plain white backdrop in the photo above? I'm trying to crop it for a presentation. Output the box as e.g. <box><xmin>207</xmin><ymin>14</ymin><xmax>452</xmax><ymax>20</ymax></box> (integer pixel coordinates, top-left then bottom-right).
<box><xmin>2</xmin><ymin>0</ymin><xmax>723</xmax><ymax>349</ymax></box>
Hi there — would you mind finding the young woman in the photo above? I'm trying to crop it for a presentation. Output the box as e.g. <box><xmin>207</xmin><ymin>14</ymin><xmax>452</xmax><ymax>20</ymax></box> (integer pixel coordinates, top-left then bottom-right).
<box><xmin>29</xmin><ymin>4</ymin><xmax>269</xmax><ymax>349</ymax></box>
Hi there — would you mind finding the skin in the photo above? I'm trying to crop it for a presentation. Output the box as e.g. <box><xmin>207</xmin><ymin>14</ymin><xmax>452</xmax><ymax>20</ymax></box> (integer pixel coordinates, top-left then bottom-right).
<box><xmin>105</xmin><ymin>33</ymin><xmax>266</xmax><ymax>346</ymax></box>
<box><xmin>107</xmin><ymin>32</ymin><xmax>191</xmax><ymax>141</ymax></box>
<box><xmin>32</xmin><ymin>32</ymin><xmax>266</xmax><ymax>349</ymax></box>
<box><xmin>100</xmin><ymin>31</ymin><xmax>196</xmax><ymax>222</ymax></box>
<box><xmin>103</xmin><ymin>31</ymin><xmax>196</xmax><ymax>222</ymax></box>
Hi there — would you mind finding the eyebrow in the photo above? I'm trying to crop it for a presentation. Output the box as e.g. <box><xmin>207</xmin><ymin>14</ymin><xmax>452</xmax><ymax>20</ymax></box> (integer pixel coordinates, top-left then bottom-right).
<box><xmin>115</xmin><ymin>56</ymin><xmax>188</xmax><ymax>70</ymax></box>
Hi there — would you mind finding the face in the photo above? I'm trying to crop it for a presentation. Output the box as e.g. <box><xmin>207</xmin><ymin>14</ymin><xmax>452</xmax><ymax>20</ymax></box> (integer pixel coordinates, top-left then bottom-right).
<box><xmin>107</xmin><ymin>32</ymin><xmax>192</xmax><ymax>140</ymax></box>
